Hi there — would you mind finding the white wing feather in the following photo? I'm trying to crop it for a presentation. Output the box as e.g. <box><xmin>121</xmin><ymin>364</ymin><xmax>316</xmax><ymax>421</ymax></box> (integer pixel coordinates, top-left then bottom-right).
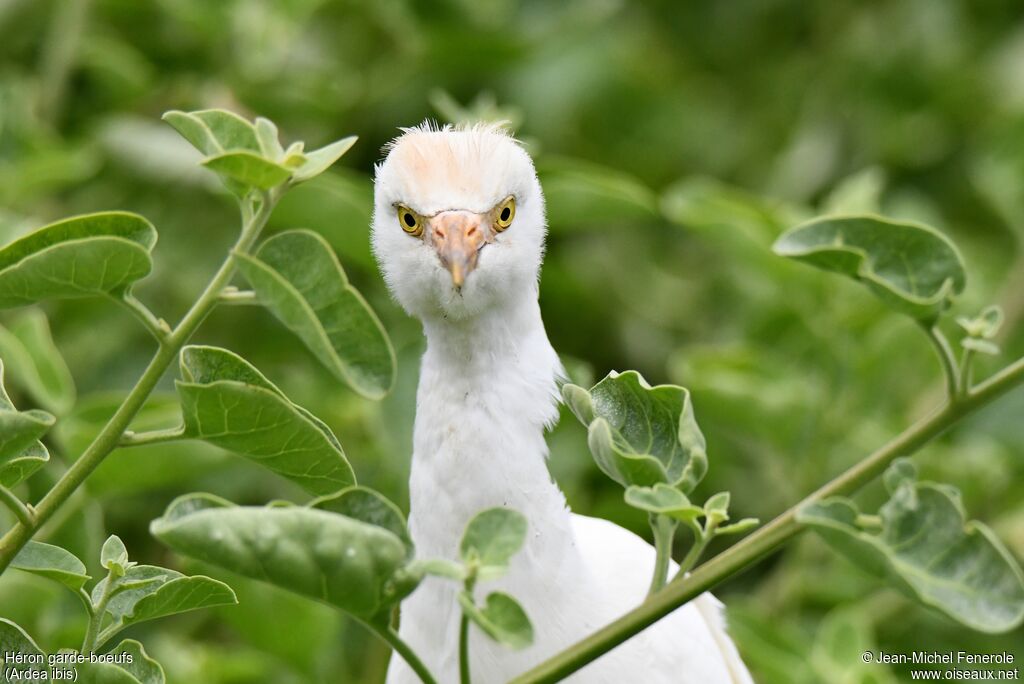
<box><xmin>567</xmin><ymin>514</ymin><xmax>754</xmax><ymax>684</ymax></box>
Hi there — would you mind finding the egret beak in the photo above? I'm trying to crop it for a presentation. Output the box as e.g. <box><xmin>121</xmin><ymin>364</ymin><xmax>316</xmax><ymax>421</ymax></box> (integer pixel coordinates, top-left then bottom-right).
<box><xmin>428</xmin><ymin>211</ymin><xmax>488</xmax><ymax>290</ymax></box>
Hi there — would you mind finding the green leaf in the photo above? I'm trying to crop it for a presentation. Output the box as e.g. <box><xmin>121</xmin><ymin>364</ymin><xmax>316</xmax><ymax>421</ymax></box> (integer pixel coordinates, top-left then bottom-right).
<box><xmin>563</xmin><ymin>371</ymin><xmax>708</xmax><ymax>491</ymax></box>
<box><xmin>292</xmin><ymin>136</ymin><xmax>357</xmax><ymax>183</ymax></box>
<box><xmin>92</xmin><ymin>564</ymin><xmax>175</xmax><ymax>606</ymax></box>
<box><xmin>956</xmin><ymin>305</ymin><xmax>1003</xmax><ymax>339</ymax></box>
<box><xmin>962</xmin><ymin>338</ymin><xmax>1000</xmax><ymax>355</ymax></box>
<box><xmin>772</xmin><ymin>215</ymin><xmax>966</xmax><ymax>320</ymax></box>
<box><xmin>882</xmin><ymin>457</ymin><xmax>916</xmax><ymax>492</ymax></box>
<box><xmin>114</xmin><ymin>574</ymin><xmax>237</xmax><ymax>632</ymax></box>
<box><xmin>192</xmin><ymin>110</ymin><xmax>261</xmax><ymax>152</ymax></box>
<box><xmin>282</xmin><ymin>141</ymin><xmax>307</xmax><ymax>167</ymax></box>
<box><xmin>11</xmin><ymin>540</ymin><xmax>90</xmax><ymax>591</ymax></box>
<box><xmin>162</xmin><ymin>111</ymin><xmax>220</xmax><ymax>156</ymax></box>
<box><xmin>111</xmin><ymin>640</ymin><xmax>164</xmax><ymax>684</ymax></box>
<box><xmin>623</xmin><ymin>484</ymin><xmax>704</xmax><ymax>523</ymax></box>
<box><xmin>150</xmin><ymin>494</ymin><xmax>416</xmax><ymax>619</ymax></box>
<box><xmin>310</xmin><ymin>485</ymin><xmax>412</xmax><ymax>556</ymax></box>
<box><xmin>796</xmin><ymin>460</ymin><xmax>1024</xmax><ymax>633</ymax></box>
<box><xmin>460</xmin><ymin>508</ymin><xmax>528</xmax><ymax>578</ymax></box>
<box><xmin>236</xmin><ymin>230</ymin><xmax>395</xmax><ymax>399</ymax></box>
<box><xmin>0</xmin><ymin>360</ymin><xmax>53</xmax><ymax>487</ymax></box>
<box><xmin>162</xmin><ymin>109</ymin><xmax>260</xmax><ymax>155</ymax></box>
<box><xmin>75</xmin><ymin>662</ymin><xmax>142</xmax><ymax>684</ymax></box>
<box><xmin>0</xmin><ymin>425</ymin><xmax>50</xmax><ymax>487</ymax></box>
<box><xmin>560</xmin><ymin>383</ymin><xmax>595</xmax><ymax>424</ymax></box>
<box><xmin>162</xmin><ymin>109</ymin><xmax>267</xmax><ymax>195</ymax></box>
<box><xmin>167</xmin><ymin>111</ymin><xmax>356</xmax><ymax>192</ymax></box>
<box><xmin>0</xmin><ymin>212</ymin><xmax>156</xmax><ymax>308</ymax></box>
<box><xmin>0</xmin><ymin>309</ymin><xmax>75</xmax><ymax>413</ymax></box>
<box><xmin>255</xmin><ymin>117</ymin><xmax>285</xmax><ymax>160</ymax></box>
<box><xmin>161</xmin><ymin>491</ymin><xmax>234</xmax><ymax>521</ymax></box>
<box><xmin>90</xmin><ymin>557</ymin><xmax>235</xmax><ymax>647</ymax></box>
<box><xmin>458</xmin><ymin>592</ymin><xmax>534</xmax><ymax>650</ymax></box>
<box><xmin>100</xmin><ymin>535</ymin><xmax>132</xmax><ymax>577</ymax></box>
<box><xmin>0</xmin><ymin>618</ymin><xmax>48</xmax><ymax>679</ymax></box>
<box><xmin>704</xmin><ymin>491</ymin><xmax>731</xmax><ymax>526</ymax></box>
<box><xmin>176</xmin><ymin>345</ymin><xmax>356</xmax><ymax>495</ymax></box>
<box><xmin>77</xmin><ymin>640</ymin><xmax>165</xmax><ymax>684</ymax></box>
<box><xmin>202</xmin><ymin>151</ymin><xmax>293</xmax><ymax>190</ymax></box>
<box><xmin>958</xmin><ymin>305</ymin><xmax>1003</xmax><ymax>355</ymax></box>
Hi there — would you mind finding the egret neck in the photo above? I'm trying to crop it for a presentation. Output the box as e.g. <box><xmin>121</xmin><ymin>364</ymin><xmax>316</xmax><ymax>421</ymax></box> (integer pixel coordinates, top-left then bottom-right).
<box><xmin>409</xmin><ymin>290</ymin><xmax>574</xmax><ymax>564</ymax></box>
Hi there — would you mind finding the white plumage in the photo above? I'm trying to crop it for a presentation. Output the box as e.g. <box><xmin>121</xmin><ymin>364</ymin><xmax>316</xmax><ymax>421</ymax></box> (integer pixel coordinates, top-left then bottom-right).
<box><xmin>372</xmin><ymin>123</ymin><xmax>753</xmax><ymax>683</ymax></box>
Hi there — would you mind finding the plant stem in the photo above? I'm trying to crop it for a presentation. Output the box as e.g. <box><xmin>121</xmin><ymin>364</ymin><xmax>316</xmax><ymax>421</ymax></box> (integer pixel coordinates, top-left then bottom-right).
<box><xmin>76</xmin><ymin>588</ymin><xmax>94</xmax><ymax>617</ymax></box>
<box><xmin>509</xmin><ymin>354</ymin><xmax>1024</xmax><ymax>684</ymax></box>
<box><xmin>372</xmin><ymin>623</ymin><xmax>439</xmax><ymax>684</ymax></box>
<box><xmin>459</xmin><ymin>573</ymin><xmax>478</xmax><ymax>683</ymax></box>
<box><xmin>924</xmin><ymin>324</ymin><xmax>960</xmax><ymax>401</ymax></box>
<box><xmin>959</xmin><ymin>347</ymin><xmax>976</xmax><ymax>396</ymax></box>
<box><xmin>118</xmin><ymin>426</ymin><xmax>186</xmax><ymax>448</ymax></box>
<box><xmin>82</xmin><ymin>571</ymin><xmax>114</xmax><ymax>653</ymax></box>
<box><xmin>0</xmin><ymin>486</ymin><xmax>33</xmax><ymax>527</ymax></box>
<box><xmin>460</xmin><ymin>611</ymin><xmax>472</xmax><ymax>684</ymax></box>
<box><xmin>672</xmin><ymin>527</ymin><xmax>712</xmax><ymax>581</ymax></box>
<box><xmin>966</xmin><ymin>354</ymin><xmax>1024</xmax><ymax>406</ymax></box>
<box><xmin>115</xmin><ymin>292</ymin><xmax>170</xmax><ymax>343</ymax></box>
<box><xmin>646</xmin><ymin>515</ymin><xmax>676</xmax><ymax>596</ymax></box>
<box><xmin>0</xmin><ymin>191</ymin><xmax>279</xmax><ymax>572</ymax></box>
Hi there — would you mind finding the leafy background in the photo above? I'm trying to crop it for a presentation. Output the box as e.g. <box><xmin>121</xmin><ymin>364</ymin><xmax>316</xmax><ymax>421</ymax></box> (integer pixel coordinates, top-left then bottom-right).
<box><xmin>2</xmin><ymin>0</ymin><xmax>1023</xmax><ymax>681</ymax></box>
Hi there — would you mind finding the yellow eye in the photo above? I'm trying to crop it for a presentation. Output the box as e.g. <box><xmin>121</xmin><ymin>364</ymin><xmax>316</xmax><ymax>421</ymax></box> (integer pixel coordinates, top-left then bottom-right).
<box><xmin>494</xmin><ymin>196</ymin><xmax>515</xmax><ymax>232</ymax></box>
<box><xmin>396</xmin><ymin>205</ymin><xmax>423</xmax><ymax>237</ymax></box>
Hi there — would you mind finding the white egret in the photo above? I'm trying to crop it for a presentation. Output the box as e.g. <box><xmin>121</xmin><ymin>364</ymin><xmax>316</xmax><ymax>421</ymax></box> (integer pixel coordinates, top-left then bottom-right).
<box><xmin>372</xmin><ymin>122</ymin><xmax>752</xmax><ymax>684</ymax></box>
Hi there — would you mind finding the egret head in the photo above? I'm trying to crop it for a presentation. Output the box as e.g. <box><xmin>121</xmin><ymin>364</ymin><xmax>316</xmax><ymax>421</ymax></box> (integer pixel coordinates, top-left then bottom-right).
<box><xmin>371</xmin><ymin>122</ymin><xmax>546</xmax><ymax>322</ymax></box>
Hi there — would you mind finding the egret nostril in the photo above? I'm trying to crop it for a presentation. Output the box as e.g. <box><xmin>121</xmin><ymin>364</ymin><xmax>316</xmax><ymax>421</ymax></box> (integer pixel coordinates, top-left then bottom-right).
<box><xmin>466</xmin><ymin>225</ymin><xmax>479</xmax><ymax>238</ymax></box>
<box><xmin>435</xmin><ymin>227</ymin><xmax>446</xmax><ymax>239</ymax></box>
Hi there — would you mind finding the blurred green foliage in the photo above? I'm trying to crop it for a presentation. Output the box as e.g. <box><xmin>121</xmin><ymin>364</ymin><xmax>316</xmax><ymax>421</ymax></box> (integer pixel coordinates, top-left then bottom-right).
<box><xmin>1</xmin><ymin>0</ymin><xmax>1023</xmax><ymax>681</ymax></box>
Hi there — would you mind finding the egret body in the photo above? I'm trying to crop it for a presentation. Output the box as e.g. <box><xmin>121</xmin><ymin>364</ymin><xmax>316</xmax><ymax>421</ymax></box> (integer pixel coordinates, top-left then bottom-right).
<box><xmin>372</xmin><ymin>123</ymin><xmax>752</xmax><ymax>683</ymax></box>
